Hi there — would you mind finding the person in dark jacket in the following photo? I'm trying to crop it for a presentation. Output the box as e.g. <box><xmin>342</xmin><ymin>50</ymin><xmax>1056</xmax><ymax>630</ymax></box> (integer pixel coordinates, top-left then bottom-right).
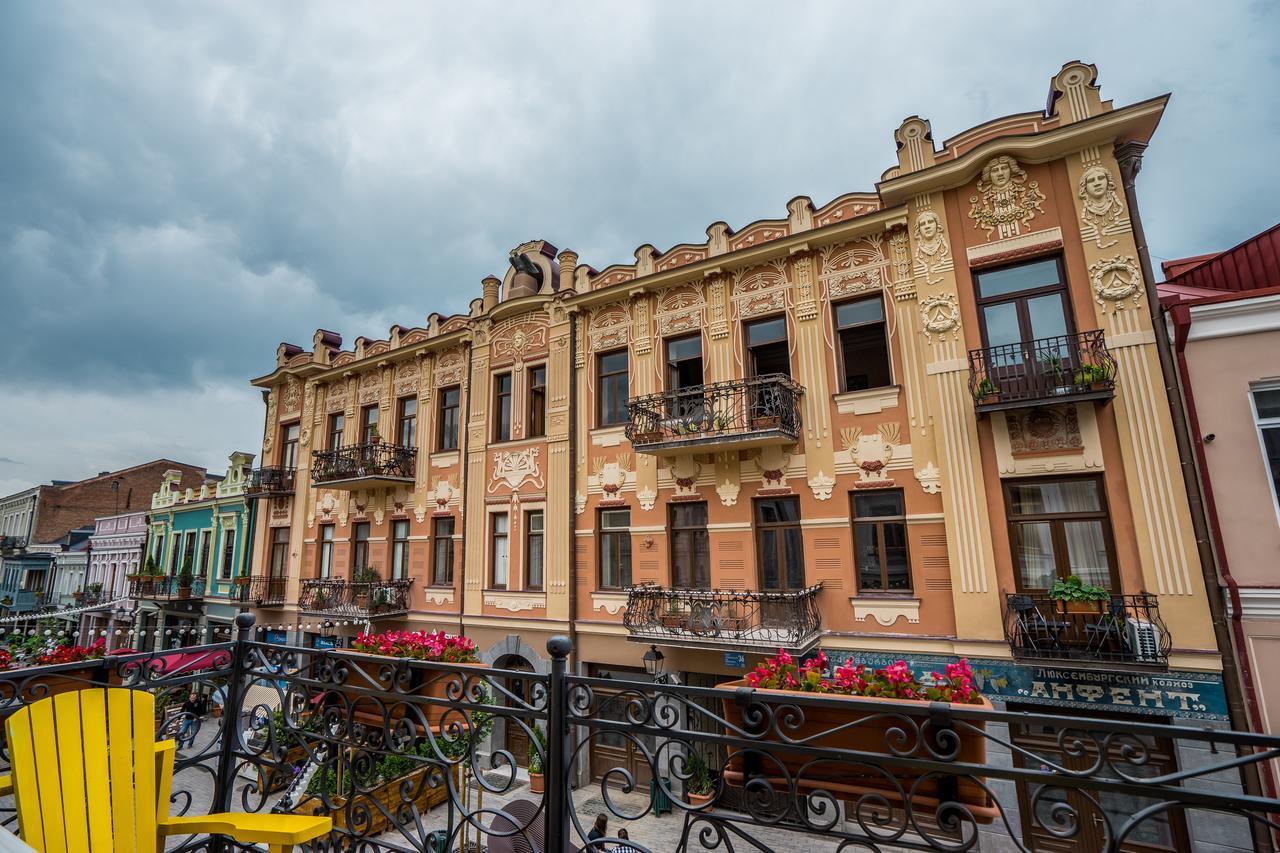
<box><xmin>587</xmin><ymin>813</ymin><xmax>609</xmax><ymax>847</ymax></box>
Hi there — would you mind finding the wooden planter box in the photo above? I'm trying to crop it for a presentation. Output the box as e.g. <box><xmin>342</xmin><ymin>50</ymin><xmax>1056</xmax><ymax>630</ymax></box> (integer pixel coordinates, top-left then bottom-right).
<box><xmin>6</xmin><ymin>661</ymin><xmax>120</xmax><ymax>699</ymax></box>
<box><xmin>295</xmin><ymin>763</ymin><xmax>460</xmax><ymax>834</ymax></box>
<box><xmin>718</xmin><ymin>681</ymin><xmax>997</xmax><ymax>824</ymax></box>
<box><xmin>750</xmin><ymin>416</ymin><xmax>781</xmax><ymax>430</ymax></box>
<box><xmin>1056</xmin><ymin>599</ymin><xmax>1105</xmax><ymax>615</ymax></box>
<box><xmin>334</xmin><ymin>652</ymin><xmax>490</xmax><ymax>732</ymax></box>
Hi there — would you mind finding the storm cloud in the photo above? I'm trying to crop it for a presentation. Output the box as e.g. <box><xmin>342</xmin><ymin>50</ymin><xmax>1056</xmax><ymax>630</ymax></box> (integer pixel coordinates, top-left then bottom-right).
<box><xmin>1</xmin><ymin>1</ymin><xmax>1277</xmax><ymax>491</ymax></box>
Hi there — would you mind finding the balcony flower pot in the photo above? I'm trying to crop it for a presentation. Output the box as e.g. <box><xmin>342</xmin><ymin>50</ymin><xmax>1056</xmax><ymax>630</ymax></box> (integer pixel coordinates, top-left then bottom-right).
<box><xmin>631</xmin><ymin>431</ymin><xmax>662</xmax><ymax>445</ymax></box>
<box><xmin>1048</xmin><ymin>575</ymin><xmax>1110</xmax><ymax>616</ymax></box>
<box><xmin>750</xmin><ymin>415</ymin><xmax>781</xmax><ymax>431</ymax></box>
<box><xmin>528</xmin><ymin>770</ymin><xmax>544</xmax><ymax>794</ymax></box>
<box><xmin>718</xmin><ymin>652</ymin><xmax>996</xmax><ymax>824</ymax></box>
<box><xmin>233</xmin><ymin>576</ymin><xmax>252</xmax><ymax>587</ymax></box>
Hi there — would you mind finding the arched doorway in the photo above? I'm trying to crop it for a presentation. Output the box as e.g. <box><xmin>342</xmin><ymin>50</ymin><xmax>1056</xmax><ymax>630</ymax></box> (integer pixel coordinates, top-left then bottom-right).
<box><xmin>495</xmin><ymin>654</ymin><xmax>535</xmax><ymax>768</ymax></box>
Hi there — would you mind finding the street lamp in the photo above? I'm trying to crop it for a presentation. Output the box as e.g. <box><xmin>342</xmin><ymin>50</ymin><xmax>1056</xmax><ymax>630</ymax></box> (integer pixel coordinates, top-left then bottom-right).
<box><xmin>642</xmin><ymin>644</ymin><xmax>665</xmax><ymax>680</ymax></box>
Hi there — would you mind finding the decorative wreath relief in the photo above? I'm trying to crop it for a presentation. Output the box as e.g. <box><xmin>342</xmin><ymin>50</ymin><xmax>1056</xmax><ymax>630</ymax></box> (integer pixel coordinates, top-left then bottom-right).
<box><xmin>1090</xmin><ymin>254</ymin><xmax>1143</xmax><ymax>311</ymax></box>
<box><xmin>919</xmin><ymin>292</ymin><xmax>961</xmax><ymax>341</ymax></box>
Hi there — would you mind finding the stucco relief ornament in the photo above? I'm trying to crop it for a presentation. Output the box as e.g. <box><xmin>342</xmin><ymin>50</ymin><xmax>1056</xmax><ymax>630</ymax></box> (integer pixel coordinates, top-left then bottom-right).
<box><xmin>280</xmin><ymin>378</ymin><xmax>301</xmax><ymax>417</ymax></box>
<box><xmin>912</xmin><ymin>210</ymin><xmax>952</xmax><ymax>285</ymax></box>
<box><xmin>808</xmin><ymin>471</ymin><xmax>836</xmax><ymax>501</ymax></box>
<box><xmin>1078</xmin><ymin>164</ymin><xmax>1130</xmax><ymax>249</ymax></box>
<box><xmin>489</xmin><ymin>447</ymin><xmax>544</xmax><ymax>492</ymax></box>
<box><xmin>716</xmin><ymin>479</ymin><xmax>740</xmax><ymax>507</ymax></box>
<box><xmin>915</xmin><ymin>462</ymin><xmax>942</xmax><ymax>495</ymax></box>
<box><xmin>1090</xmin><ymin>255</ymin><xmax>1143</xmax><ymax>311</ymax></box>
<box><xmin>919</xmin><ymin>293</ymin><xmax>961</xmax><ymax>341</ymax></box>
<box><xmin>635</xmin><ymin>487</ymin><xmax>656</xmax><ymax>512</ymax></box>
<box><xmin>968</xmin><ymin>155</ymin><xmax>1046</xmax><ymax>240</ymax></box>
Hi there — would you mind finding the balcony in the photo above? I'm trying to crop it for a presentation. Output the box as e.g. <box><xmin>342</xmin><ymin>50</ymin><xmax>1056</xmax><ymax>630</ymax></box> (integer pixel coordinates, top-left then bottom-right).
<box><xmin>128</xmin><ymin>574</ymin><xmax>208</xmax><ymax>603</ymax></box>
<box><xmin>625</xmin><ymin>374</ymin><xmax>803</xmax><ymax>455</ymax></box>
<box><xmin>245</xmin><ymin>466</ymin><xmax>296</xmax><ymax>498</ymax></box>
<box><xmin>622</xmin><ymin>583</ymin><xmax>823</xmax><ymax>654</ymax></box>
<box><xmin>0</xmin><ymin>590</ymin><xmax>45</xmax><ymax>613</ymax></box>
<box><xmin>236</xmin><ymin>575</ymin><xmax>288</xmax><ymax>606</ymax></box>
<box><xmin>0</xmin><ymin>536</ymin><xmax>26</xmax><ymax>555</ymax></box>
<box><xmin>1004</xmin><ymin>592</ymin><xmax>1169</xmax><ymax>666</ymax></box>
<box><xmin>310</xmin><ymin>443</ymin><xmax>417</xmax><ymax>490</ymax></box>
<box><xmin>968</xmin><ymin>330</ymin><xmax>1116</xmax><ymax>414</ymax></box>
<box><xmin>299</xmin><ymin>578</ymin><xmax>412</xmax><ymax>619</ymax></box>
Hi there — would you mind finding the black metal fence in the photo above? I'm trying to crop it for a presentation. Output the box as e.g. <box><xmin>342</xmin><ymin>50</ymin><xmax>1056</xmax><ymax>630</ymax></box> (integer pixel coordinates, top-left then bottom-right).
<box><xmin>311</xmin><ymin>443</ymin><xmax>417</xmax><ymax>484</ymax></box>
<box><xmin>127</xmin><ymin>573</ymin><xmax>209</xmax><ymax>600</ymax></box>
<box><xmin>246</xmin><ymin>466</ymin><xmax>297</xmax><ymax>497</ymax></box>
<box><xmin>0</xmin><ymin>615</ymin><xmax>1276</xmax><ymax>852</ymax></box>
<box><xmin>622</xmin><ymin>583</ymin><xmax>824</xmax><ymax>654</ymax></box>
<box><xmin>298</xmin><ymin>578</ymin><xmax>412</xmax><ymax>617</ymax></box>
<box><xmin>1005</xmin><ymin>592</ymin><xmax>1171</xmax><ymax>666</ymax></box>
<box><xmin>237</xmin><ymin>575</ymin><xmax>287</xmax><ymax>606</ymax></box>
<box><xmin>968</xmin><ymin>329</ymin><xmax>1117</xmax><ymax>412</ymax></box>
<box><xmin>625</xmin><ymin>375</ymin><xmax>803</xmax><ymax>450</ymax></box>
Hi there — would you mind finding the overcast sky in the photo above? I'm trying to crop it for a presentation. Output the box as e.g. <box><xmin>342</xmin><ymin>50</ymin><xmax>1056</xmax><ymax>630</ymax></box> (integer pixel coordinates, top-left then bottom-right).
<box><xmin>1</xmin><ymin>2</ymin><xmax>1277</xmax><ymax>496</ymax></box>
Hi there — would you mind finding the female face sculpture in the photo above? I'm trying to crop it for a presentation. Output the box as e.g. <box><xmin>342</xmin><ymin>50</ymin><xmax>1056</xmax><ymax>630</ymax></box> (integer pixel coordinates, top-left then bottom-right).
<box><xmin>917</xmin><ymin>211</ymin><xmax>940</xmax><ymax>241</ymax></box>
<box><xmin>987</xmin><ymin>158</ymin><xmax>1013</xmax><ymax>189</ymax></box>
<box><xmin>1082</xmin><ymin>165</ymin><xmax>1111</xmax><ymax>201</ymax></box>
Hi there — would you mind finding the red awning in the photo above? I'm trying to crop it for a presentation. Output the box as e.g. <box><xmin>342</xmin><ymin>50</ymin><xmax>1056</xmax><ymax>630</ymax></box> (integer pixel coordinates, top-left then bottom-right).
<box><xmin>144</xmin><ymin>648</ymin><xmax>232</xmax><ymax>677</ymax></box>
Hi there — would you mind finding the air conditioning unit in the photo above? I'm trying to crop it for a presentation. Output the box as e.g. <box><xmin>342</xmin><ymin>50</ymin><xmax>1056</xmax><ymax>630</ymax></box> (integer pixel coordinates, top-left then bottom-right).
<box><xmin>1126</xmin><ymin>618</ymin><xmax>1163</xmax><ymax>662</ymax></box>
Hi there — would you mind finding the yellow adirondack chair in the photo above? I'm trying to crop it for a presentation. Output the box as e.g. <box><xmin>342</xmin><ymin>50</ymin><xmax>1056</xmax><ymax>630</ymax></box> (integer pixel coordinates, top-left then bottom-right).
<box><xmin>3</xmin><ymin>688</ymin><xmax>332</xmax><ymax>853</ymax></box>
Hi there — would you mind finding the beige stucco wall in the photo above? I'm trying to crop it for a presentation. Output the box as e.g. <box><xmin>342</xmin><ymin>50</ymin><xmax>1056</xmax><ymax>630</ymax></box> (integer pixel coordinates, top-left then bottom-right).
<box><xmin>1182</xmin><ymin>327</ymin><xmax>1280</xmax><ymax>585</ymax></box>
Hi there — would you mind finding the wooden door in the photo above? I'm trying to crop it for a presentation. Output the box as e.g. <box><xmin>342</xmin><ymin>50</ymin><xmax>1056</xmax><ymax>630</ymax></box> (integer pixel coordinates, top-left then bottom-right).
<box><xmin>503</xmin><ymin>660</ymin><xmax>535</xmax><ymax>768</ymax></box>
<box><xmin>589</xmin><ymin>689</ymin><xmax>653</xmax><ymax>789</ymax></box>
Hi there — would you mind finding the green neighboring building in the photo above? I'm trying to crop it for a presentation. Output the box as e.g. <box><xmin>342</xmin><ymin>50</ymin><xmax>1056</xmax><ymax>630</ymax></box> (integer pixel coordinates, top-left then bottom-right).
<box><xmin>137</xmin><ymin>452</ymin><xmax>256</xmax><ymax>650</ymax></box>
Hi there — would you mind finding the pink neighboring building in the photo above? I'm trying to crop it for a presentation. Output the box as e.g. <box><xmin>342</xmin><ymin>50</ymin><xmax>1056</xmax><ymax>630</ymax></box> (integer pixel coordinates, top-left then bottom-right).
<box><xmin>1160</xmin><ymin>223</ymin><xmax>1280</xmax><ymax>750</ymax></box>
<box><xmin>82</xmin><ymin>509</ymin><xmax>149</xmax><ymax>648</ymax></box>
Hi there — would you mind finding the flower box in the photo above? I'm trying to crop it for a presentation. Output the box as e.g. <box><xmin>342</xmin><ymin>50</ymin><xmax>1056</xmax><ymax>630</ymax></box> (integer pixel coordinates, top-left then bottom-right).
<box><xmin>294</xmin><ymin>762</ymin><xmax>460</xmax><ymax>834</ymax></box>
<box><xmin>719</xmin><ymin>684</ymin><xmax>996</xmax><ymax>823</ymax></box>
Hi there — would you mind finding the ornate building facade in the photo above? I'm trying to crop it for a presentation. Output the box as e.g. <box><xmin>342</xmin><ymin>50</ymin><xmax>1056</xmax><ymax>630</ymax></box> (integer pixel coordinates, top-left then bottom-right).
<box><xmin>244</xmin><ymin>63</ymin><xmax>1248</xmax><ymax>849</ymax></box>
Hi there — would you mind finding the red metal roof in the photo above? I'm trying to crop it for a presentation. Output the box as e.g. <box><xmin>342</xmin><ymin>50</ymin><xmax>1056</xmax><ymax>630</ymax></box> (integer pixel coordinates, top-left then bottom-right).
<box><xmin>1162</xmin><ymin>223</ymin><xmax>1280</xmax><ymax>293</ymax></box>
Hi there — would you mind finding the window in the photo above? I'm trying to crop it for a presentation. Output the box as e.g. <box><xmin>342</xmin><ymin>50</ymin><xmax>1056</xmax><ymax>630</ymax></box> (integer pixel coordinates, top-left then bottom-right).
<box><xmin>669</xmin><ymin>502</ymin><xmax>710</xmax><ymax>589</ymax></box>
<box><xmin>745</xmin><ymin>317</ymin><xmax>790</xmax><ymax>376</ymax></box>
<box><xmin>527</xmin><ymin>365</ymin><xmax>547</xmax><ymax>438</ymax></box>
<box><xmin>170</xmin><ymin>536</ymin><xmax>181</xmax><ymax>574</ymax></box>
<box><xmin>525</xmin><ymin>511</ymin><xmax>544</xmax><ymax>590</ymax></box>
<box><xmin>1253</xmin><ymin>386</ymin><xmax>1280</xmax><ymax>517</ymax></box>
<box><xmin>666</xmin><ymin>335</ymin><xmax>703</xmax><ymax>391</ymax></box>
<box><xmin>835</xmin><ymin>296</ymin><xmax>891</xmax><ymax>392</ymax></box>
<box><xmin>491</xmin><ymin>513</ymin><xmax>510</xmax><ymax>588</ymax></box>
<box><xmin>318</xmin><ymin>525</ymin><xmax>335</xmax><ymax>578</ymax></box>
<box><xmin>199</xmin><ymin>530</ymin><xmax>212</xmax><ymax>578</ymax></box>
<box><xmin>432</xmin><ymin>517</ymin><xmax>455</xmax><ymax>585</ymax></box>
<box><xmin>269</xmin><ymin>527</ymin><xmax>289</xmax><ymax>579</ymax></box>
<box><xmin>281</xmin><ymin>423</ymin><xmax>300</xmax><ymax>469</ymax></box>
<box><xmin>361</xmin><ymin>406</ymin><xmax>379</xmax><ymax>445</ymax></box>
<box><xmin>756</xmin><ymin>497</ymin><xmax>805</xmax><ymax>590</ymax></box>
<box><xmin>493</xmin><ymin>373</ymin><xmax>513</xmax><ymax>442</ymax></box>
<box><xmin>327</xmin><ymin>413</ymin><xmax>345</xmax><ymax>450</ymax></box>
<box><xmin>599</xmin><ymin>509</ymin><xmax>632</xmax><ymax>589</ymax></box>
<box><xmin>397</xmin><ymin>397</ymin><xmax>417</xmax><ymax>448</ymax></box>
<box><xmin>975</xmin><ymin>256</ymin><xmax>1073</xmax><ymax>370</ymax></box>
<box><xmin>852</xmin><ymin>491</ymin><xmax>911</xmax><ymax>593</ymax></box>
<box><xmin>222</xmin><ymin>537</ymin><xmax>235</xmax><ymax>579</ymax></box>
<box><xmin>352</xmin><ymin>522</ymin><xmax>370</xmax><ymax>572</ymax></box>
<box><xmin>1004</xmin><ymin>476</ymin><xmax>1116</xmax><ymax>591</ymax></box>
<box><xmin>437</xmin><ymin>386</ymin><xmax>461</xmax><ymax>451</ymax></box>
<box><xmin>390</xmin><ymin>520</ymin><xmax>410</xmax><ymax>580</ymax></box>
<box><xmin>597</xmin><ymin>350</ymin><xmax>629</xmax><ymax>427</ymax></box>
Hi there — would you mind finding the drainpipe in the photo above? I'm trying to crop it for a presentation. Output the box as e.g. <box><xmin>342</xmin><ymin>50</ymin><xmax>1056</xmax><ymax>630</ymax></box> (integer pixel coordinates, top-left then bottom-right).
<box><xmin>567</xmin><ymin>314</ymin><xmax>579</xmax><ymax>662</ymax></box>
<box><xmin>1115</xmin><ymin>143</ymin><xmax>1269</xmax><ymax>824</ymax></box>
<box><xmin>458</xmin><ymin>340</ymin><xmax>473</xmax><ymax>642</ymax></box>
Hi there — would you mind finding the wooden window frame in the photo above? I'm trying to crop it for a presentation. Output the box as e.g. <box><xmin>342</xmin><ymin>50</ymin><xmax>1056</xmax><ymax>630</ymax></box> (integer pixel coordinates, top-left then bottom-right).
<box><xmin>431</xmin><ymin>517</ymin><xmax>455</xmax><ymax>586</ymax></box>
<box><xmin>1002</xmin><ymin>474</ymin><xmax>1119</xmax><ymax>592</ymax></box>
<box><xmin>437</xmin><ymin>385</ymin><xmax>461</xmax><ymax>451</ymax></box>
<box><xmin>664</xmin><ymin>334</ymin><xmax>704</xmax><ymax>391</ymax></box>
<box><xmin>390</xmin><ymin>519</ymin><xmax>410</xmax><ymax>580</ymax></box>
<box><xmin>743</xmin><ymin>314</ymin><xmax>790</xmax><ymax>378</ymax></box>
<box><xmin>525</xmin><ymin>510</ymin><xmax>545</xmax><ymax>591</ymax></box>
<box><xmin>360</xmin><ymin>405</ymin><xmax>379</xmax><ymax>445</ymax></box>
<box><xmin>493</xmin><ymin>372</ymin><xmax>513</xmax><ymax>443</ymax></box>
<box><xmin>851</xmin><ymin>489</ymin><xmax>912</xmax><ymax>594</ymax></box>
<box><xmin>397</xmin><ymin>396</ymin><xmax>418</xmax><ymax>449</ymax></box>
<box><xmin>351</xmin><ymin>521</ymin><xmax>370</xmax><ymax>574</ymax></box>
<box><xmin>596</xmin><ymin>349</ymin><xmax>630</xmax><ymax>428</ymax></box>
<box><xmin>269</xmin><ymin>527</ymin><xmax>289</xmax><ymax>579</ymax></box>
<box><xmin>598</xmin><ymin>509</ymin><xmax>632</xmax><ymax>590</ymax></box>
<box><xmin>834</xmin><ymin>294</ymin><xmax>892</xmax><ymax>393</ymax></box>
<box><xmin>280</xmin><ymin>422</ymin><xmax>301</xmax><ymax>470</ymax></box>
<box><xmin>754</xmin><ymin>496</ymin><xmax>805</xmax><ymax>591</ymax></box>
<box><xmin>318</xmin><ymin>524</ymin><xmax>335</xmax><ymax>578</ymax></box>
<box><xmin>527</xmin><ymin>364</ymin><xmax>547</xmax><ymax>438</ymax></box>
<box><xmin>327</xmin><ymin>412</ymin><xmax>345</xmax><ymax>451</ymax></box>
<box><xmin>974</xmin><ymin>255</ymin><xmax>1075</xmax><ymax>349</ymax></box>
<box><xmin>668</xmin><ymin>502</ymin><xmax>710</xmax><ymax>589</ymax></box>
<box><xmin>490</xmin><ymin>512</ymin><xmax>510</xmax><ymax>590</ymax></box>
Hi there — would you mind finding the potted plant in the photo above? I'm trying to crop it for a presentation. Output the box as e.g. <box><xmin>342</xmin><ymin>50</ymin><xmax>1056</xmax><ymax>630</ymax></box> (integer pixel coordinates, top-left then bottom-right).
<box><xmin>1039</xmin><ymin>352</ymin><xmax>1072</xmax><ymax>394</ymax></box>
<box><xmin>684</xmin><ymin>748</ymin><xmax>715</xmax><ymax>809</ymax></box>
<box><xmin>720</xmin><ymin>650</ymin><xmax>996</xmax><ymax>824</ymax></box>
<box><xmin>527</xmin><ymin>724</ymin><xmax>548</xmax><ymax>794</ymax></box>
<box><xmin>84</xmin><ymin>582</ymin><xmax>103</xmax><ymax>603</ymax></box>
<box><xmin>660</xmin><ymin>597</ymin><xmax>686</xmax><ymax>630</ymax></box>
<box><xmin>7</xmin><ymin>639</ymin><xmax>115</xmax><ymax>698</ymax></box>
<box><xmin>1049</xmin><ymin>574</ymin><xmax>1111</xmax><ymax>614</ymax></box>
<box><xmin>368</xmin><ymin>424</ymin><xmax>381</xmax><ymax>445</ymax></box>
<box><xmin>972</xmin><ymin>377</ymin><xmax>1000</xmax><ymax>404</ymax></box>
<box><xmin>233</xmin><ymin>575</ymin><xmax>252</xmax><ymax>586</ymax></box>
<box><xmin>177</xmin><ymin>556</ymin><xmax>195</xmax><ymax>599</ymax></box>
<box><xmin>344</xmin><ymin>629</ymin><xmax>487</xmax><ymax>731</ymax></box>
<box><xmin>750</xmin><ymin>413</ymin><xmax>781</xmax><ymax>431</ymax></box>
<box><xmin>1074</xmin><ymin>361</ymin><xmax>1113</xmax><ymax>390</ymax></box>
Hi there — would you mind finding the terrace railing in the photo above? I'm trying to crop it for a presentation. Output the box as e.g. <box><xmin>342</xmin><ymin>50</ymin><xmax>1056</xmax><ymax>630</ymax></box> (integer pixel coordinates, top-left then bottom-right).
<box><xmin>237</xmin><ymin>575</ymin><xmax>287</xmax><ymax>606</ymax></box>
<box><xmin>625</xmin><ymin>374</ymin><xmax>803</xmax><ymax>452</ymax></box>
<box><xmin>0</xmin><ymin>615</ymin><xmax>1273</xmax><ymax>852</ymax></box>
<box><xmin>968</xmin><ymin>329</ymin><xmax>1117</xmax><ymax>413</ymax></box>
<box><xmin>622</xmin><ymin>582</ymin><xmax>823</xmax><ymax>654</ymax></box>
<box><xmin>1005</xmin><ymin>592</ymin><xmax>1171</xmax><ymax>666</ymax></box>
<box><xmin>311</xmin><ymin>443</ymin><xmax>416</xmax><ymax>487</ymax></box>
<box><xmin>245</xmin><ymin>466</ymin><xmax>297</xmax><ymax>498</ymax></box>
<box><xmin>128</xmin><ymin>574</ymin><xmax>208</xmax><ymax>601</ymax></box>
<box><xmin>298</xmin><ymin>577</ymin><xmax>412</xmax><ymax>618</ymax></box>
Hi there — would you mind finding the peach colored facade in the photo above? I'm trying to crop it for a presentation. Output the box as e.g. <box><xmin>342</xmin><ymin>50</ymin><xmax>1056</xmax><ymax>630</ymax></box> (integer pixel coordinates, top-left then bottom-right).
<box><xmin>243</xmin><ymin>67</ymin><xmax>1241</xmax><ymax>834</ymax></box>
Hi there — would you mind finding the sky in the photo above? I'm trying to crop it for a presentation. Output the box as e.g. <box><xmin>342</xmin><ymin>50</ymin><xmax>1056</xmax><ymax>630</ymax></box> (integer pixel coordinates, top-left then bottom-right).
<box><xmin>1</xmin><ymin>2</ymin><xmax>1277</xmax><ymax>495</ymax></box>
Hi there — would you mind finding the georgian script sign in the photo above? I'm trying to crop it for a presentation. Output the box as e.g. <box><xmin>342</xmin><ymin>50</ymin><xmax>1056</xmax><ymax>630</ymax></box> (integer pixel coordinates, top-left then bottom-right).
<box><xmin>828</xmin><ymin>651</ymin><xmax>1229</xmax><ymax>721</ymax></box>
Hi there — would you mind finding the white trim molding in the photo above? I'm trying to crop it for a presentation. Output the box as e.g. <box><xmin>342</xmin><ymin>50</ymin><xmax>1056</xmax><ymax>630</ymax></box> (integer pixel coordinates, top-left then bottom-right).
<box><xmin>833</xmin><ymin>386</ymin><xmax>901</xmax><ymax>416</ymax></box>
<box><xmin>484</xmin><ymin>590</ymin><xmax>547</xmax><ymax>613</ymax></box>
<box><xmin>591</xmin><ymin>591</ymin><xmax>629</xmax><ymax>615</ymax></box>
<box><xmin>851</xmin><ymin>597</ymin><xmax>921</xmax><ymax>627</ymax></box>
<box><xmin>1233</xmin><ymin>588</ymin><xmax>1280</xmax><ymax>620</ymax></box>
<box><xmin>1185</xmin><ymin>293</ymin><xmax>1280</xmax><ymax>342</ymax></box>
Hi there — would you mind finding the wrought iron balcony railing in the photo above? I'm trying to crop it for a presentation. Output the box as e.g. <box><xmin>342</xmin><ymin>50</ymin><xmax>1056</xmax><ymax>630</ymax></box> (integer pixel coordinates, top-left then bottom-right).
<box><xmin>968</xmin><ymin>329</ymin><xmax>1116</xmax><ymax>413</ymax></box>
<box><xmin>245</xmin><ymin>466</ymin><xmax>296</xmax><ymax>498</ymax></box>
<box><xmin>1004</xmin><ymin>592</ymin><xmax>1169</xmax><ymax>666</ymax></box>
<box><xmin>625</xmin><ymin>374</ymin><xmax>803</xmax><ymax>453</ymax></box>
<box><xmin>236</xmin><ymin>575</ymin><xmax>287</xmax><ymax>606</ymax></box>
<box><xmin>71</xmin><ymin>588</ymin><xmax>104</xmax><ymax>607</ymax></box>
<box><xmin>623</xmin><ymin>582</ymin><xmax>823</xmax><ymax>653</ymax></box>
<box><xmin>128</xmin><ymin>574</ymin><xmax>208</xmax><ymax>602</ymax></box>
<box><xmin>310</xmin><ymin>443</ymin><xmax>417</xmax><ymax>488</ymax></box>
<box><xmin>299</xmin><ymin>578</ymin><xmax>412</xmax><ymax>618</ymax></box>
